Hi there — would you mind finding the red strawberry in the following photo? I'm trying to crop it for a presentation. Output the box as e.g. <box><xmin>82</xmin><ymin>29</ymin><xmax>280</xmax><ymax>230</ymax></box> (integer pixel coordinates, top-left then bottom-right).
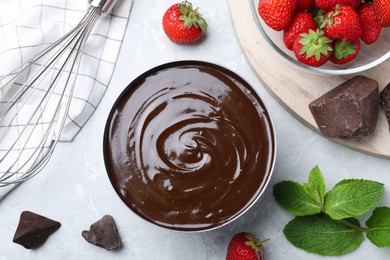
<box><xmin>258</xmin><ymin>0</ymin><xmax>298</xmax><ymax>31</ymax></box>
<box><xmin>372</xmin><ymin>0</ymin><xmax>390</xmax><ymax>27</ymax></box>
<box><xmin>162</xmin><ymin>1</ymin><xmax>207</xmax><ymax>44</ymax></box>
<box><xmin>315</xmin><ymin>0</ymin><xmax>361</xmax><ymax>10</ymax></box>
<box><xmin>330</xmin><ymin>39</ymin><xmax>360</xmax><ymax>64</ymax></box>
<box><xmin>293</xmin><ymin>29</ymin><xmax>333</xmax><ymax>67</ymax></box>
<box><xmin>322</xmin><ymin>5</ymin><xmax>362</xmax><ymax>43</ymax></box>
<box><xmin>226</xmin><ymin>233</ymin><xmax>267</xmax><ymax>260</ymax></box>
<box><xmin>358</xmin><ymin>3</ymin><xmax>382</xmax><ymax>44</ymax></box>
<box><xmin>297</xmin><ymin>0</ymin><xmax>315</xmax><ymax>12</ymax></box>
<box><xmin>284</xmin><ymin>12</ymin><xmax>317</xmax><ymax>50</ymax></box>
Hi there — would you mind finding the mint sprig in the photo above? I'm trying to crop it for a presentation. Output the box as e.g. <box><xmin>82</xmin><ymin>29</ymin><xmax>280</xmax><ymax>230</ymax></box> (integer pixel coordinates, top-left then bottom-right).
<box><xmin>274</xmin><ymin>166</ymin><xmax>390</xmax><ymax>256</ymax></box>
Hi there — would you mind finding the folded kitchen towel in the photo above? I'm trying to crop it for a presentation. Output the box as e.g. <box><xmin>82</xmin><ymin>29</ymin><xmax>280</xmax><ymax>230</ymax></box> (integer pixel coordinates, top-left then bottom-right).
<box><xmin>0</xmin><ymin>0</ymin><xmax>133</xmax><ymax>199</ymax></box>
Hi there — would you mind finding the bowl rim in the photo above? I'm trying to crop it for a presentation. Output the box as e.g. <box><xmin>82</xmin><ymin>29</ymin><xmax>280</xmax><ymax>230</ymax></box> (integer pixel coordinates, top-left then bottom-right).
<box><xmin>250</xmin><ymin>0</ymin><xmax>390</xmax><ymax>75</ymax></box>
<box><xmin>102</xmin><ymin>60</ymin><xmax>277</xmax><ymax>232</ymax></box>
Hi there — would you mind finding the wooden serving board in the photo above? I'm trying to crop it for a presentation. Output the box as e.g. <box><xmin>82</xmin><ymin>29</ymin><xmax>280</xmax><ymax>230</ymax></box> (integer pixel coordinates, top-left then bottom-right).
<box><xmin>229</xmin><ymin>0</ymin><xmax>390</xmax><ymax>158</ymax></box>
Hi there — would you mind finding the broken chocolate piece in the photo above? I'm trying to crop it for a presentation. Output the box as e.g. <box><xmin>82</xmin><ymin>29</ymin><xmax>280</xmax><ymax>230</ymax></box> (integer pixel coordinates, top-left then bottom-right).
<box><xmin>81</xmin><ymin>215</ymin><xmax>121</xmax><ymax>251</ymax></box>
<box><xmin>309</xmin><ymin>75</ymin><xmax>379</xmax><ymax>138</ymax></box>
<box><xmin>380</xmin><ymin>82</ymin><xmax>390</xmax><ymax>130</ymax></box>
<box><xmin>13</xmin><ymin>211</ymin><xmax>61</xmax><ymax>249</ymax></box>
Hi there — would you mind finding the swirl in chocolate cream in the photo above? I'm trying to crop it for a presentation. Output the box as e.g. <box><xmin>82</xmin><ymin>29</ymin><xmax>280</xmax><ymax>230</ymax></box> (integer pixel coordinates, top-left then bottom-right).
<box><xmin>104</xmin><ymin>62</ymin><xmax>274</xmax><ymax>231</ymax></box>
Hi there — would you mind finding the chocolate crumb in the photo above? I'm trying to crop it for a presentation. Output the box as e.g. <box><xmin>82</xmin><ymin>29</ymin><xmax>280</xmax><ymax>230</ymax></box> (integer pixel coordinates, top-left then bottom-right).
<box><xmin>309</xmin><ymin>75</ymin><xmax>379</xmax><ymax>138</ymax></box>
<box><xmin>380</xmin><ymin>82</ymin><xmax>390</xmax><ymax>131</ymax></box>
<box><xmin>82</xmin><ymin>215</ymin><xmax>121</xmax><ymax>251</ymax></box>
<box><xmin>12</xmin><ymin>211</ymin><xmax>61</xmax><ymax>249</ymax></box>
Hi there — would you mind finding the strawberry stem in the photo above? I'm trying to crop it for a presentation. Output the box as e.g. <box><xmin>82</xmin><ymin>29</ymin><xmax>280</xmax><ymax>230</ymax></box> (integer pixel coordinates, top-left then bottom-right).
<box><xmin>333</xmin><ymin>39</ymin><xmax>357</xmax><ymax>60</ymax></box>
<box><xmin>299</xmin><ymin>29</ymin><xmax>333</xmax><ymax>61</ymax></box>
<box><xmin>320</xmin><ymin>4</ymin><xmax>341</xmax><ymax>29</ymax></box>
<box><xmin>177</xmin><ymin>1</ymin><xmax>207</xmax><ymax>33</ymax></box>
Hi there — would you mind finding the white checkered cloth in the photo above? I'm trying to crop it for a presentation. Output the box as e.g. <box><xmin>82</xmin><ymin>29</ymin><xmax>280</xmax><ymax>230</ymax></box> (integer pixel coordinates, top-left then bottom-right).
<box><xmin>0</xmin><ymin>0</ymin><xmax>133</xmax><ymax>198</ymax></box>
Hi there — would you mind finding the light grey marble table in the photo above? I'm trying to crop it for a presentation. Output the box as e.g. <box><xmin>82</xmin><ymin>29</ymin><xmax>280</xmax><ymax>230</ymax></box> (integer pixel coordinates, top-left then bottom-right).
<box><xmin>1</xmin><ymin>0</ymin><xmax>390</xmax><ymax>259</ymax></box>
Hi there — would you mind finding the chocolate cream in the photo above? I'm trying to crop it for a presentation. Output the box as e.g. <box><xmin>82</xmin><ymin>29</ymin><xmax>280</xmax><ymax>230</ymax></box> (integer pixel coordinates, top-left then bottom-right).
<box><xmin>104</xmin><ymin>61</ymin><xmax>275</xmax><ymax>231</ymax></box>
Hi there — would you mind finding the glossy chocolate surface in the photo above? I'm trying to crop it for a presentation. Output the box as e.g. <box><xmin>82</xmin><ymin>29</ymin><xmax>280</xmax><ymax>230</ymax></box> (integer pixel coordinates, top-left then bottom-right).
<box><xmin>104</xmin><ymin>61</ymin><xmax>275</xmax><ymax>231</ymax></box>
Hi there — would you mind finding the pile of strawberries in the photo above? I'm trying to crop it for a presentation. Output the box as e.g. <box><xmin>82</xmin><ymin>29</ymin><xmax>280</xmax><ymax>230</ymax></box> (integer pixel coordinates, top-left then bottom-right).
<box><xmin>258</xmin><ymin>0</ymin><xmax>390</xmax><ymax>67</ymax></box>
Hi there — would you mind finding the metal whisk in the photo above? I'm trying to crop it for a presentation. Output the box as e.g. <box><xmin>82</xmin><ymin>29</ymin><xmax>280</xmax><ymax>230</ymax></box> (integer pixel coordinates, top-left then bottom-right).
<box><xmin>0</xmin><ymin>0</ymin><xmax>119</xmax><ymax>192</ymax></box>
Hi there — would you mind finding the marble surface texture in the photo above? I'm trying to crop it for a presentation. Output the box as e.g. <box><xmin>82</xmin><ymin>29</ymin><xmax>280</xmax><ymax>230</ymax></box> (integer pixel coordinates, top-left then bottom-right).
<box><xmin>1</xmin><ymin>0</ymin><xmax>390</xmax><ymax>259</ymax></box>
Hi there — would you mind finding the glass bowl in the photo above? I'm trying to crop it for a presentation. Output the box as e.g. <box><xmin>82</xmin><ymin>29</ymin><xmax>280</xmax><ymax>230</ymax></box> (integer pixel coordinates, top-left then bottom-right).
<box><xmin>250</xmin><ymin>0</ymin><xmax>390</xmax><ymax>75</ymax></box>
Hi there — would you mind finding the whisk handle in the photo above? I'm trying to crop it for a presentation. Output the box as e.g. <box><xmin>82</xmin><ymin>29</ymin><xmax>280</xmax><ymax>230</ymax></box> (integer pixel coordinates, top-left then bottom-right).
<box><xmin>89</xmin><ymin>0</ymin><xmax>119</xmax><ymax>15</ymax></box>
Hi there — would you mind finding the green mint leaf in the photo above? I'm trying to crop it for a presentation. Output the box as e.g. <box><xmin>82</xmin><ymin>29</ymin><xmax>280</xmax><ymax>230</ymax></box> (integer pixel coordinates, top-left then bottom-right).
<box><xmin>273</xmin><ymin>181</ymin><xmax>321</xmax><ymax>216</ymax></box>
<box><xmin>303</xmin><ymin>165</ymin><xmax>325</xmax><ymax>206</ymax></box>
<box><xmin>334</xmin><ymin>179</ymin><xmax>357</xmax><ymax>187</ymax></box>
<box><xmin>283</xmin><ymin>214</ymin><xmax>364</xmax><ymax>256</ymax></box>
<box><xmin>366</xmin><ymin>207</ymin><xmax>390</xmax><ymax>247</ymax></box>
<box><xmin>324</xmin><ymin>180</ymin><xmax>384</xmax><ymax>220</ymax></box>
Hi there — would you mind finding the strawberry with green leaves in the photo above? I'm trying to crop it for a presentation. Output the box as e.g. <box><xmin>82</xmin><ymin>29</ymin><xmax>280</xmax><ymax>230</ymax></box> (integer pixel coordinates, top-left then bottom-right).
<box><xmin>226</xmin><ymin>233</ymin><xmax>267</xmax><ymax>260</ymax></box>
<box><xmin>330</xmin><ymin>39</ymin><xmax>360</xmax><ymax>64</ymax></box>
<box><xmin>293</xmin><ymin>29</ymin><xmax>333</xmax><ymax>67</ymax></box>
<box><xmin>315</xmin><ymin>0</ymin><xmax>361</xmax><ymax>10</ymax></box>
<box><xmin>372</xmin><ymin>0</ymin><xmax>390</xmax><ymax>27</ymax></box>
<box><xmin>258</xmin><ymin>0</ymin><xmax>298</xmax><ymax>31</ymax></box>
<box><xmin>358</xmin><ymin>3</ymin><xmax>382</xmax><ymax>44</ymax></box>
<box><xmin>283</xmin><ymin>12</ymin><xmax>317</xmax><ymax>50</ymax></box>
<box><xmin>321</xmin><ymin>5</ymin><xmax>362</xmax><ymax>43</ymax></box>
<box><xmin>162</xmin><ymin>1</ymin><xmax>207</xmax><ymax>44</ymax></box>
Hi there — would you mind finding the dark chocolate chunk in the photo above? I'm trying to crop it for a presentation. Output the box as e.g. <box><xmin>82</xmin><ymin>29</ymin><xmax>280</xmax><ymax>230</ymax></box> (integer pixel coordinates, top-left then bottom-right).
<box><xmin>81</xmin><ymin>215</ymin><xmax>121</xmax><ymax>251</ymax></box>
<box><xmin>380</xmin><ymin>82</ymin><xmax>390</xmax><ymax>130</ymax></box>
<box><xmin>12</xmin><ymin>211</ymin><xmax>61</xmax><ymax>249</ymax></box>
<box><xmin>309</xmin><ymin>75</ymin><xmax>379</xmax><ymax>138</ymax></box>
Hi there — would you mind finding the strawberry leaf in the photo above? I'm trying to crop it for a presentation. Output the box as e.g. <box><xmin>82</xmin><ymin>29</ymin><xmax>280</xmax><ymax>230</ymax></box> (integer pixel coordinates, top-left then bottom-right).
<box><xmin>196</xmin><ymin>19</ymin><xmax>207</xmax><ymax>34</ymax></box>
<box><xmin>333</xmin><ymin>39</ymin><xmax>357</xmax><ymax>60</ymax></box>
<box><xmin>177</xmin><ymin>0</ymin><xmax>207</xmax><ymax>33</ymax></box>
<box><xmin>298</xmin><ymin>29</ymin><xmax>332</xmax><ymax>61</ymax></box>
<box><xmin>178</xmin><ymin>15</ymin><xmax>198</xmax><ymax>28</ymax></box>
<box><xmin>314</xmin><ymin>9</ymin><xmax>326</xmax><ymax>28</ymax></box>
<box><xmin>321</xmin><ymin>5</ymin><xmax>341</xmax><ymax>29</ymax></box>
